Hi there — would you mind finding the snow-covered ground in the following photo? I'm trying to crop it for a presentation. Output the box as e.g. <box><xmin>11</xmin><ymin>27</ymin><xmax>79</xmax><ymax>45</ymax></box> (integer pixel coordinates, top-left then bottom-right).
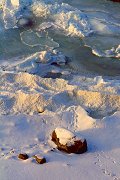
<box><xmin>0</xmin><ymin>0</ymin><xmax>120</xmax><ymax>180</ymax></box>
<box><xmin>0</xmin><ymin>111</ymin><xmax>120</xmax><ymax>180</ymax></box>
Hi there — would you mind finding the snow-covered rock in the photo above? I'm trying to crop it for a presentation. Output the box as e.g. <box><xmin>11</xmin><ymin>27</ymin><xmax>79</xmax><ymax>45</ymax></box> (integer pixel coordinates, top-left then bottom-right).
<box><xmin>51</xmin><ymin>128</ymin><xmax>87</xmax><ymax>154</ymax></box>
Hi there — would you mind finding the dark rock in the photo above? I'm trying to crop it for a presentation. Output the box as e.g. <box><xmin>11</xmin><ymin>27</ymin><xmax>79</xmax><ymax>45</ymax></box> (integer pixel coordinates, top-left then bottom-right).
<box><xmin>110</xmin><ymin>0</ymin><xmax>120</xmax><ymax>2</ymax></box>
<box><xmin>33</xmin><ymin>155</ymin><xmax>46</xmax><ymax>164</ymax></box>
<box><xmin>18</xmin><ymin>153</ymin><xmax>29</xmax><ymax>160</ymax></box>
<box><xmin>51</xmin><ymin>129</ymin><xmax>87</xmax><ymax>154</ymax></box>
<box><xmin>51</xmin><ymin>62</ymin><xmax>60</xmax><ymax>66</ymax></box>
<box><xmin>17</xmin><ymin>17</ymin><xmax>35</xmax><ymax>28</ymax></box>
<box><xmin>51</xmin><ymin>56</ymin><xmax>70</xmax><ymax>67</ymax></box>
<box><xmin>43</xmin><ymin>72</ymin><xmax>62</xmax><ymax>79</ymax></box>
<box><xmin>50</xmin><ymin>148</ymin><xmax>56</xmax><ymax>152</ymax></box>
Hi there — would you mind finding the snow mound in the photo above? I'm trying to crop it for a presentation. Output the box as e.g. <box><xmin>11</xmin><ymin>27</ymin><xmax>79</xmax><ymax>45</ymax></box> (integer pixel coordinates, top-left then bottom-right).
<box><xmin>72</xmin><ymin>89</ymin><xmax>120</xmax><ymax>118</ymax></box>
<box><xmin>74</xmin><ymin>106</ymin><xmax>95</xmax><ymax>131</ymax></box>
<box><xmin>61</xmin><ymin>106</ymin><xmax>95</xmax><ymax>131</ymax></box>
<box><xmin>0</xmin><ymin>70</ymin><xmax>120</xmax><ymax>118</ymax></box>
<box><xmin>0</xmin><ymin>90</ymin><xmax>46</xmax><ymax>115</ymax></box>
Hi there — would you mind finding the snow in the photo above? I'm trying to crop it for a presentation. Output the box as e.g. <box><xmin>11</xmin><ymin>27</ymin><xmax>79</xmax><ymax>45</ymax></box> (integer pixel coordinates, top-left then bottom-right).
<box><xmin>11</xmin><ymin>0</ymin><xmax>19</xmax><ymax>7</ymax></box>
<box><xmin>54</xmin><ymin>127</ymin><xmax>85</xmax><ymax>145</ymax></box>
<box><xmin>55</xmin><ymin>128</ymin><xmax>76</xmax><ymax>145</ymax></box>
<box><xmin>0</xmin><ymin>112</ymin><xmax>120</xmax><ymax>180</ymax></box>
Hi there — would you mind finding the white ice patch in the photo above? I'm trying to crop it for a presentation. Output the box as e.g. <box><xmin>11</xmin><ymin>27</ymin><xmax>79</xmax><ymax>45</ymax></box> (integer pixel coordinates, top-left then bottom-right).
<box><xmin>92</xmin><ymin>45</ymin><xmax>120</xmax><ymax>58</ymax></box>
<box><xmin>20</xmin><ymin>30</ymin><xmax>59</xmax><ymax>48</ymax></box>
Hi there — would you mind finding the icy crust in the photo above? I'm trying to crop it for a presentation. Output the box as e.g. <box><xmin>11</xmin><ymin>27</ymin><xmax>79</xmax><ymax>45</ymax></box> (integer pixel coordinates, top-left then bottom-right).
<box><xmin>92</xmin><ymin>45</ymin><xmax>120</xmax><ymax>58</ymax></box>
<box><xmin>3</xmin><ymin>0</ymin><xmax>92</xmax><ymax>37</ymax></box>
<box><xmin>0</xmin><ymin>50</ymin><xmax>68</xmax><ymax>75</ymax></box>
<box><xmin>54</xmin><ymin>128</ymin><xmax>84</xmax><ymax>146</ymax></box>
<box><xmin>20</xmin><ymin>30</ymin><xmax>59</xmax><ymax>48</ymax></box>
<box><xmin>3</xmin><ymin>0</ymin><xmax>33</xmax><ymax>29</ymax></box>
<box><xmin>31</xmin><ymin>2</ymin><xmax>93</xmax><ymax>37</ymax></box>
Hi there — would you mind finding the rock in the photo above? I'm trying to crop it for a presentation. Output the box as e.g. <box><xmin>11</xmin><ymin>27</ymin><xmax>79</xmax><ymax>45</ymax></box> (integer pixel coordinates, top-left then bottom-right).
<box><xmin>37</xmin><ymin>106</ymin><xmax>45</xmax><ymax>113</ymax></box>
<box><xmin>18</xmin><ymin>153</ymin><xmax>29</xmax><ymax>160</ymax></box>
<box><xmin>51</xmin><ymin>128</ymin><xmax>87</xmax><ymax>154</ymax></box>
<box><xmin>17</xmin><ymin>17</ymin><xmax>35</xmax><ymax>28</ymax></box>
<box><xmin>33</xmin><ymin>155</ymin><xmax>46</xmax><ymax>164</ymax></box>
<box><xmin>51</xmin><ymin>56</ymin><xmax>69</xmax><ymax>67</ymax></box>
<box><xmin>110</xmin><ymin>0</ymin><xmax>120</xmax><ymax>2</ymax></box>
<box><xmin>44</xmin><ymin>72</ymin><xmax>62</xmax><ymax>79</ymax></box>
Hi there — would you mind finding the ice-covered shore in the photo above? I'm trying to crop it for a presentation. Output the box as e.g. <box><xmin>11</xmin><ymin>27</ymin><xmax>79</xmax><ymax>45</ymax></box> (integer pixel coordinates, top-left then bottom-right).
<box><xmin>0</xmin><ymin>0</ymin><xmax>120</xmax><ymax>180</ymax></box>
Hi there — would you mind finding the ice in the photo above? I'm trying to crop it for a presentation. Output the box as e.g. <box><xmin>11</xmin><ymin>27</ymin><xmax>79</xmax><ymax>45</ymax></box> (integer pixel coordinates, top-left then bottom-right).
<box><xmin>1</xmin><ymin>0</ymin><xmax>120</xmax><ymax>58</ymax></box>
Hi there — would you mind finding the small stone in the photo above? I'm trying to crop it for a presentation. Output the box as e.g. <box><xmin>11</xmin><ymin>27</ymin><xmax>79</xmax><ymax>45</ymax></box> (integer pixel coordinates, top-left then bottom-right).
<box><xmin>37</xmin><ymin>106</ymin><xmax>45</xmax><ymax>113</ymax></box>
<box><xmin>51</xmin><ymin>56</ymin><xmax>69</xmax><ymax>66</ymax></box>
<box><xmin>4</xmin><ymin>156</ymin><xmax>10</xmax><ymax>160</ymax></box>
<box><xmin>0</xmin><ymin>148</ymin><xmax>4</xmax><ymax>151</ymax></box>
<box><xmin>33</xmin><ymin>155</ymin><xmax>46</xmax><ymax>164</ymax></box>
<box><xmin>1</xmin><ymin>153</ymin><xmax>5</xmax><ymax>156</ymax></box>
<box><xmin>10</xmin><ymin>149</ymin><xmax>15</xmax><ymax>154</ymax></box>
<box><xmin>50</xmin><ymin>148</ymin><xmax>56</xmax><ymax>152</ymax></box>
<box><xmin>18</xmin><ymin>153</ymin><xmax>29</xmax><ymax>160</ymax></box>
